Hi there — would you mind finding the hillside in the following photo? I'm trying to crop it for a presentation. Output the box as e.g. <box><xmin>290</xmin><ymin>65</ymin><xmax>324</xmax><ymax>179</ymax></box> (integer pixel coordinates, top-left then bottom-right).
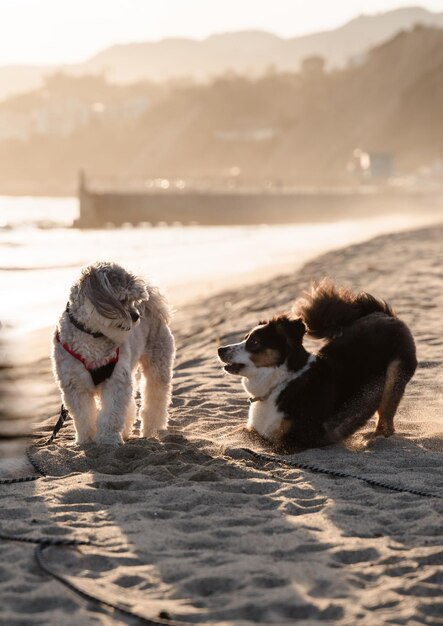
<box><xmin>0</xmin><ymin>65</ymin><xmax>53</xmax><ymax>102</ymax></box>
<box><xmin>0</xmin><ymin>25</ymin><xmax>442</xmax><ymax>193</ymax></box>
<box><xmin>0</xmin><ymin>7</ymin><xmax>442</xmax><ymax>101</ymax></box>
<box><xmin>115</xmin><ymin>26</ymin><xmax>443</xmax><ymax>184</ymax></box>
<box><xmin>85</xmin><ymin>6</ymin><xmax>443</xmax><ymax>82</ymax></box>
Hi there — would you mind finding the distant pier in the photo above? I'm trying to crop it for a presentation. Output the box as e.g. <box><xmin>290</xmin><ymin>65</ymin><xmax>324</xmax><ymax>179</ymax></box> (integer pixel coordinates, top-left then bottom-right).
<box><xmin>75</xmin><ymin>173</ymin><xmax>442</xmax><ymax>228</ymax></box>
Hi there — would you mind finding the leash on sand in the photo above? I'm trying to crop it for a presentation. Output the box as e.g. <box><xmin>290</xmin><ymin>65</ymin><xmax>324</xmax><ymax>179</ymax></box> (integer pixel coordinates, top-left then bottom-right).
<box><xmin>2</xmin><ymin>403</ymin><xmax>443</xmax><ymax>502</ymax></box>
<box><xmin>0</xmin><ymin>404</ymin><xmax>68</xmax><ymax>485</ymax></box>
<box><xmin>1</xmin><ymin>403</ymin><xmax>442</xmax><ymax>625</ymax></box>
<box><xmin>0</xmin><ymin>404</ymin><xmax>199</xmax><ymax>625</ymax></box>
<box><xmin>239</xmin><ymin>447</ymin><xmax>443</xmax><ymax>500</ymax></box>
<box><xmin>0</xmin><ymin>532</ymin><xmax>194</xmax><ymax>626</ymax></box>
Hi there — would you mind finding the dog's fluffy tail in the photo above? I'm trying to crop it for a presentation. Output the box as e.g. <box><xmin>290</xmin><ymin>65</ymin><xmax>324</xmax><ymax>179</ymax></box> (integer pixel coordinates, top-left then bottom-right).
<box><xmin>145</xmin><ymin>285</ymin><xmax>172</xmax><ymax>324</ymax></box>
<box><xmin>293</xmin><ymin>279</ymin><xmax>395</xmax><ymax>340</ymax></box>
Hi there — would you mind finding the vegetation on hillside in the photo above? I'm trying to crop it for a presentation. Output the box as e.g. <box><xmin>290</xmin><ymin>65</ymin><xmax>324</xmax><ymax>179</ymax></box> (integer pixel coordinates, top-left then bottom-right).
<box><xmin>0</xmin><ymin>26</ymin><xmax>442</xmax><ymax>193</ymax></box>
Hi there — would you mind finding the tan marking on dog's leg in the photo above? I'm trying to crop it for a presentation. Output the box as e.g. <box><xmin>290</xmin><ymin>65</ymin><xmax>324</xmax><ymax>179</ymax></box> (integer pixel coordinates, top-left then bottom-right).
<box><xmin>275</xmin><ymin>418</ymin><xmax>292</xmax><ymax>438</ymax></box>
<box><xmin>375</xmin><ymin>358</ymin><xmax>404</xmax><ymax>437</ymax></box>
<box><xmin>268</xmin><ymin>419</ymin><xmax>294</xmax><ymax>453</ymax></box>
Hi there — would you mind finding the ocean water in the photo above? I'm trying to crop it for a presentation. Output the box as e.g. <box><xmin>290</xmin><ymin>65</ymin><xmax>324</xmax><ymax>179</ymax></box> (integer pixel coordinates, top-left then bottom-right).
<box><xmin>0</xmin><ymin>196</ymin><xmax>438</xmax><ymax>337</ymax></box>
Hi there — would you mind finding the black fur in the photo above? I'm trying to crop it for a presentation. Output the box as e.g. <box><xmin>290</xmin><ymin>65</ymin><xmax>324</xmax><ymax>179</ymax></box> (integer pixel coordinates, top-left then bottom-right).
<box><xmin>247</xmin><ymin>317</ymin><xmax>309</xmax><ymax>371</ymax></box>
<box><xmin>250</xmin><ymin>282</ymin><xmax>416</xmax><ymax>452</ymax></box>
<box><xmin>293</xmin><ymin>279</ymin><xmax>395</xmax><ymax>339</ymax></box>
<box><xmin>90</xmin><ymin>361</ymin><xmax>118</xmax><ymax>386</ymax></box>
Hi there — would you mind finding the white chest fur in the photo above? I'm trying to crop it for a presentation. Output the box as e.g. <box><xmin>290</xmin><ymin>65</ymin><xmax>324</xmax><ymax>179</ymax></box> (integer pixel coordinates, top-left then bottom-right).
<box><xmin>244</xmin><ymin>355</ymin><xmax>316</xmax><ymax>440</ymax></box>
<box><xmin>247</xmin><ymin>391</ymin><xmax>284</xmax><ymax>439</ymax></box>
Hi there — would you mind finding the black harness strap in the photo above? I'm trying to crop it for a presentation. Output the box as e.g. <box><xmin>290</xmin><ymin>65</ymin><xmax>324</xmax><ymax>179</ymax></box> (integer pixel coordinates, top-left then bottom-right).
<box><xmin>89</xmin><ymin>361</ymin><xmax>118</xmax><ymax>386</ymax></box>
<box><xmin>66</xmin><ymin>303</ymin><xmax>104</xmax><ymax>338</ymax></box>
<box><xmin>55</xmin><ymin>332</ymin><xmax>119</xmax><ymax>386</ymax></box>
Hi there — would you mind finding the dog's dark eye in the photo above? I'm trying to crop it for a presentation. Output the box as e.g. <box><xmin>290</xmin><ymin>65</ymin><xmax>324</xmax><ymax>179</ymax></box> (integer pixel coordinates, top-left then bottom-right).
<box><xmin>247</xmin><ymin>337</ymin><xmax>261</xmax><ymax>350</ymax></box>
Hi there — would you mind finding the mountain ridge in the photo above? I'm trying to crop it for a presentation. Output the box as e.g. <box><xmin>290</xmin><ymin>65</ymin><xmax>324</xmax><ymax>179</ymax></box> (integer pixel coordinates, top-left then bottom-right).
<box><xmin>0</xmin><ymin>6</ymin><xmax>442</xmax><ymax>100</ymax></box>
<box><xmin>0</xmin><ymin>24</ymin><xmax>442</xmax><ymax>192</ymax></box>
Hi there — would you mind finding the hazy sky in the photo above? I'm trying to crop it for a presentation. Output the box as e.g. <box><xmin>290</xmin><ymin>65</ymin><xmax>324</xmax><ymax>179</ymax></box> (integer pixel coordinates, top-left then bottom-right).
<box><xmin>1</xmin><ymin>0</ymin><xmax>442</xmax><ymax>64</ymax></box>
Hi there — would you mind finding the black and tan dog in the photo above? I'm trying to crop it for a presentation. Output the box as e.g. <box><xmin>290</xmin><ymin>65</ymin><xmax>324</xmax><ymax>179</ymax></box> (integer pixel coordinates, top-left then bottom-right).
<box><xmin>218</xmin><ymin>280</ymin><xmax>417</xmax><ymax>452</ymax></box>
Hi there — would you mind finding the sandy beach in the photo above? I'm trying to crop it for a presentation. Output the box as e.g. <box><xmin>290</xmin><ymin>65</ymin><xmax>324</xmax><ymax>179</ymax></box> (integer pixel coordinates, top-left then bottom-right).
<box><xmin>1</xmin><ymin>224</ymin><xmax>443</xmax><ymax>625</ymax></box>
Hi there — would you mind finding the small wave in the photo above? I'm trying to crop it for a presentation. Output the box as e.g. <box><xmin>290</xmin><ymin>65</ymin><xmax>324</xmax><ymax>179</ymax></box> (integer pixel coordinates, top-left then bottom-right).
<box><xmin>0</xmin><ymin>262</ymin><xmax>83</xmax><ymax>271</ymax></box>
<box><xmin>0</xmin><ymin>220</ymin><xmax>71</xmax><ymax>231</ymax></box>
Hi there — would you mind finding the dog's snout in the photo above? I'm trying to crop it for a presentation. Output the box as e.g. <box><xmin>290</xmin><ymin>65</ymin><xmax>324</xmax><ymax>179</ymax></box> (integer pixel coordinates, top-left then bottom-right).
<box><xmin>130</xmin><ymin>311</ymin><xmax>140</xmax><ymax>322</ymax></box>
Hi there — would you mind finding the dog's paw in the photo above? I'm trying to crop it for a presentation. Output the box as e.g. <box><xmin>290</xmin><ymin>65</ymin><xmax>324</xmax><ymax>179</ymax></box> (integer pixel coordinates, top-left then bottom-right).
<box><xmin>142</xmin><ymin>426</ymin><xmax>161</xmax><ymax>439</ymax></box>
<box><xmin>95</xmin><ymin>431</ymin><xmax>124</xmax><ymax>446</ymax></box>
<box><xmin>122</xmin><ymin>426</ymin><xmax>133</xmax><ymax>441</ymax></box>
<box><xmin>142</xmin><ymin>424</ymin><xmax>169</xmax><ymax>439</ymax></box>
<box><xmin>75</xmin><ymin>433</ymin><xmax>96</xmax><ymax>446</ymax></box>
<box><xmin>370</xmin><ymin>425</ymin><xmax>395</xmax><ymax>439</ymax></box>
<box><xmin>142</xmin><ymin>413</ymin><xmax>169</xmax><ymax>439</ymax></box>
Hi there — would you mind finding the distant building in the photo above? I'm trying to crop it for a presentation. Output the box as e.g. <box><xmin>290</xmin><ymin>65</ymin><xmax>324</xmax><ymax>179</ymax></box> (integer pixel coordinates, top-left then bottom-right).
<box><xmin>348</xmin><ymin>51</ymin><xmax>369</xmax><ymax>69</ymax></box>
<box><xmin>32</xmin><ymin>99</ymin><xmax>91</xmax><ymax>136</ymax></box>
<box><xmin>0</xmin><ymin>110</ymin><xmax>31</xmax><ymax>140</ymax></box>
<box><xmin>94</xmin><ymin>96</ymin><xmax>150</xmax><ymax>124</ymax></box>
<box><xmin>368</xmin><ymin>153</ymin><xmax>394</xmax><ymax>178</ymax></box>
<box><xmin>349</xmin><ymin>149</ymin><xmax>394</xmax><ymax>180</ymax></box>
<box><xmin>214</xmin><ymin>127</ymin><xmax>278</xmax><ymax>142</ymax></box>
<box><xmin>301</xmin><ymin>56</ymin><xmax>325</xmax><ymax>79</ymax></box>
<box><xmin>0</xmin><ymin>73</ymin><xmax>151</xmax><ymax>140</ymax></box>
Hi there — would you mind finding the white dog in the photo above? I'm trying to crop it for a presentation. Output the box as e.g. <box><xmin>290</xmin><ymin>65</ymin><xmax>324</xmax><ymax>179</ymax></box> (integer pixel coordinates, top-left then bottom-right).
<box><xmin>52</xmin><ymin>262</ymin><xmax>175</xmax><ymax>446</ymax></box>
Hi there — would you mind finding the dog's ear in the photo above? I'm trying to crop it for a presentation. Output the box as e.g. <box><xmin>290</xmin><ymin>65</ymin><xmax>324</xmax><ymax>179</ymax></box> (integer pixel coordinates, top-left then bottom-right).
<box><xmin>275</xmin><ymin>316</ymin><xmax>306</xmax><ymax>349</ymax></box>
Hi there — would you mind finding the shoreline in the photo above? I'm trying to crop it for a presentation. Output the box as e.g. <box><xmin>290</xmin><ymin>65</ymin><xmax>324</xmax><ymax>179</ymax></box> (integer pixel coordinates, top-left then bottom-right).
<box><xmin>1</xmin><ymin>212</ymin><xmax>441</xmax><ymax>359</ymax></box>
<box><xmin>1</xmin><ymin>185</ymin><xmax>443</xmax><ymax>201</ymax></box>
<box><xmin>1</xmin><ymin>224</ymin><xmax>443</xmax><ymax>625</ymax></box>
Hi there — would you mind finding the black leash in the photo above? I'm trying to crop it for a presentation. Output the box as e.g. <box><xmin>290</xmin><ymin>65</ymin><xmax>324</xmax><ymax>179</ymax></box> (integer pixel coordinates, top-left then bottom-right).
<box><xmin>34</xmin><ymin>544</ymin><xmax>193</xmax><ymax>626</ymax></box>
<box><xmin>2</xmin><ymin>401</ymin><xmax>443</xmax><ymax>500</ymax></box>
<box><xmin>40</xmin><ymin>403</ymin><xmax>69</xmax><ymax>446</ymax></box>
<box><xmin>0</xmin><ymin>401</ymin><xmax>202</xmax><ymax>623</ymax></box>
<box><xmin>1</xmin><ymin>400</ymin><xmax>442</xmax><ymax>626</ymax></box>
<box><xmin>0</xmin><ymin>404</ymin><xmax>68</xmax><ymax>486</ymax></box>
<box><xmin>0</xmin><ymin>472</ymin><xmax>41</xmax><ymax>485</ymax></box>
<box><xmin>0</xmin><ymin>448</ymin><xmax>47</xmax><ymax>486</ymax></box>
<box><xmin>241</xmin><ymin>447</ymin><xmax>443</xmax><ymax>500</ymax></box>
<box><xmin>0</xmin><ymin>531</ymin><xmax>197</xmax><ymax>626</ymax></box>
<box><xmin>0</xmin><ymin>532</ymin><xmax>90</xmax><ymax>547</ymax></box>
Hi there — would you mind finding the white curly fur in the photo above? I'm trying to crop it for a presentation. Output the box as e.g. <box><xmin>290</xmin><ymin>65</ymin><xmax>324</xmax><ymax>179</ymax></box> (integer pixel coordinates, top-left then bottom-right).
<box><xmin>51</xmin><ymin>262</ymin><xmax>175</xmax><ymax>446</ymax></box>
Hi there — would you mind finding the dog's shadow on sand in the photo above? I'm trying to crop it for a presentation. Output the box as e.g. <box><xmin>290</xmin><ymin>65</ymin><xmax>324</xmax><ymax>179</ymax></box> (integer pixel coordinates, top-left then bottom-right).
<box><xmin>29</xmin><ymin>428</ymin><xmax>345</xmax><ymax>623</ymax></box>
<box><xmin>27</xmin><ymin>413</ymin><xmax>443</xmax><ymax>625</ymax></box>
<box><xmin>22</xmin><ymin>321</ymin><xmax>443</xmax><ymax>625</ymax></box>
<box><xmin>7</xmin><ymin>223</ymin><xmax>443</xmax><ymax>623</ymax></box>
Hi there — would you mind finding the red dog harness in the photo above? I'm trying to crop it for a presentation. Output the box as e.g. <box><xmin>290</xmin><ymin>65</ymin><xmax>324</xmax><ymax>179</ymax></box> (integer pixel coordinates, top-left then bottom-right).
<box><xmin>56</xmin><ymin>332</ymin><xmax>119</xmax><ymax>386</ymax></box>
